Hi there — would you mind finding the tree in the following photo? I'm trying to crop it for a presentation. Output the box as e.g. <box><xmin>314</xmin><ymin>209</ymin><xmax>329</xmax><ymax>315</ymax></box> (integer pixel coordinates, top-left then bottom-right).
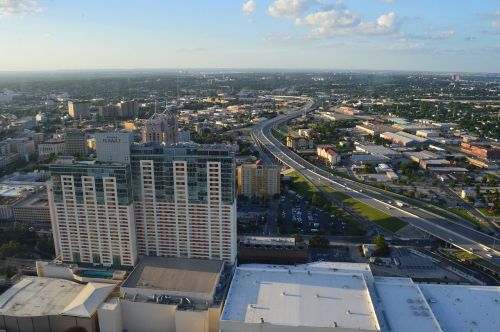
<box><xmin>308</xmin><ymin>235</ymin><xmax>329</xmax><ymax>248</ymax></box>
<box><xmin>373</xmin><ymin>235</ymin><xmax>390</xmax><ymax>257</ymax></box>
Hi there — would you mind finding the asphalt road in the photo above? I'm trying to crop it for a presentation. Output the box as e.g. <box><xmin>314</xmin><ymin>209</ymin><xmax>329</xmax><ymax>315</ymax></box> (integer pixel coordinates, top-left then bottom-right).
<box><xmin>252</xmin><ymin>104</ymin><xmax>500</xmax><ymax>268</ymax></box>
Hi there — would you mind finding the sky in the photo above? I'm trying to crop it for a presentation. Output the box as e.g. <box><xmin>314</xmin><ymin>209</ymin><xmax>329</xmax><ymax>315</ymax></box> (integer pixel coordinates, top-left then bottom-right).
<box><xmin>0</xmin><ymin>0</ymin><xmax>499</xmax><ymax>72</ymax></box>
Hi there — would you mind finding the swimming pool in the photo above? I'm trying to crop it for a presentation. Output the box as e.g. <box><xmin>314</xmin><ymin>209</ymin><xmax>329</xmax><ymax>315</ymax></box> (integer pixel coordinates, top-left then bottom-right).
<box><xmin>80</xmin><ymin>270</ymin><xmax>113</xmax><ymax>278</ymax></box>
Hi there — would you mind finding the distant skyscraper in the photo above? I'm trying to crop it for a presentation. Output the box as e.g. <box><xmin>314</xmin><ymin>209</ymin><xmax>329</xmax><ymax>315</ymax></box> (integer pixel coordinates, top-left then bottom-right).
<box><xmin>130</xmin><ymin>143</ymin><xmax>237</xmax><ymax>263</ymax></box>
<box><xmin>141</xmin><ymin>111</ymin><xmax>178</xmax><ymax>145</ymax></box>
<box><xmin>67</xmin><ymin>100</ymin><xmax>91</xmax><ymax>119</ymax></box>
<box><xmin>48</xmin><ymin>161</ymin><xmax>137</xmax><ymax>267</ymax></box>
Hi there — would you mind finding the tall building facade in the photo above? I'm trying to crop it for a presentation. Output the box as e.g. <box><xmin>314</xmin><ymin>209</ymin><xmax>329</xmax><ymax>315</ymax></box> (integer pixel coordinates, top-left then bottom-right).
<box><xmin>141</xmin><ymin>111</ymin><xmax>178</xmax><ymax>145</ymax></box>
<box><xmin>48</xmin><ymin>161</ymin><xmax>137</xmax><ymax>267</ymax></box>
<box><xmin>95</xmin><ymin>132</ymin><xmax>133</xmax><ymax>163</ymax></box>
<box><xmin>48</xmin><ymin>142</ymin><xmax>237</xmax><ymax>266</ymax></box>
<box><xmin>68</xmin><ymin>101</ymin><xmax>91</xmax><ymax>119</ymax></box>
<box><xmin>64</xmin><ymin>129</ymin><xmax>88</xmax><ymax>156</ymax></box>
<box><xmin>237</xmin><ymin>163</ymin><xmax>280</xmax><ymax>198</ymax></box>
<box><xmin>98</xmin><ymin>100</ymin><xmax>138</xmax><ymax>119</ymax></box>
<box><xmin>130</xmin><ymin>144</ymin><xmax>237</xmax><ymax>263</ymax></box>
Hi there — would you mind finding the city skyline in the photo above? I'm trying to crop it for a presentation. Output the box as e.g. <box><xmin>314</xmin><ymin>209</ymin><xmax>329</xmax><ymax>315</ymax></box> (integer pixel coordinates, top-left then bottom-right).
<box><xmin>0</xmin><ymin>0</ymin><xmax>498</xmax><ymax>73</ymax></box>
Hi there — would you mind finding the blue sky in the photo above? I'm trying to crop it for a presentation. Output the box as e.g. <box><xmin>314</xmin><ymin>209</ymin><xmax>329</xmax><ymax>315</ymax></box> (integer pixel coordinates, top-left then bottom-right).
<box><xmin>0</xmin><ymin>0</ymin><xmax>499</xmax><ymax>72</ymax></box>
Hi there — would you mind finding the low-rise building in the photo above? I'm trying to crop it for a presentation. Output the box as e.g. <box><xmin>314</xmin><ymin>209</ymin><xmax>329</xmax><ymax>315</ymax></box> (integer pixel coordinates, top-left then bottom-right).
<box><xmin>460</xmin><ymin>142</ymin><xmax>500</xmax><ymax>161</ymax></box>
<box><xmin>38</xmin><ymin>139</ymin><xmax>65</xmax><ymax>157</ymax></box>
<box><xmin>99</xmin><ymin>256</ymin><xmax>231</xmax><ymax>332</ymax></box>
<box><xmin>317</xmin><ymin>146</ymin><xmax>341</xmax><ymax>165</ymax></box>
<box><xmin>380</xmin><ymin>131</ymin><xmax>427</xmax><ymax>146</ymax></box>
<box><xmin>0</xmin><ymin>277</ymin><xmax>114</xmax><ymax>332</ymax></box>
<box><xmin>12</xmin><ymin>192</ymin><xmax>51</xmax><ymax>225</ymax></box>
<box><xmin>238</xmin><ymin>236</ymin><xmax>308</xmax><ymax>264</ymax></box>
<box><xmin>286</xmin><ymin>134</ymin><xmax>313</xmax><ymax>150</ymax></box>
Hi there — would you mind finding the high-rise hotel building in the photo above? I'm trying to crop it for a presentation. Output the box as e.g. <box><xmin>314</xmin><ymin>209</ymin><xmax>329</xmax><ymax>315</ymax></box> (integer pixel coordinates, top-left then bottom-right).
<box><xmin>130</xmin><ymin>144</ymin><xmax>237</xmax><ymax>263</ymax></box>
<box><xmin>48</xmin><ymin>161</ymin><xmax>137</xmax><ymax>267</ymax></box>
<box><xmin>48</xmin><ymin>140</ymin><xmax>237</xmax><ymax>267</ymax></box>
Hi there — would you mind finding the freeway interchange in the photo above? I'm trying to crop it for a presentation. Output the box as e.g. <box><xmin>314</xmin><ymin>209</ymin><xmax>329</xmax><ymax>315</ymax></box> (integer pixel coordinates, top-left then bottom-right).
<box><xmin>252</xmin><ymin>103</ymin><xmax>500</xmax><ymax>268</ymax></box>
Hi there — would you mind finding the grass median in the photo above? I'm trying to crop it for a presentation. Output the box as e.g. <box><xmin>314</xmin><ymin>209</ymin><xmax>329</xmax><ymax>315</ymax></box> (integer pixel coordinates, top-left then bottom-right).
<box><xmin>289</xmin><ymin>171</ymin><xmax>406</xmax><ymax>233</ymax></box>
<box><xmin>320</xmin><ymin>184</ymin><xmax>407</xmax><ymax>233</ymax></box>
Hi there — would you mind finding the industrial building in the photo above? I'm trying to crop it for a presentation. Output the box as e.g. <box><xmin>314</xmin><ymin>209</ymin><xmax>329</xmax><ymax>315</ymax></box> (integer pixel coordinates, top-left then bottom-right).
<box><xmin>380</xmin><ymin>131</ymin><xmax>427</xmax><ymax>146</ymax></box>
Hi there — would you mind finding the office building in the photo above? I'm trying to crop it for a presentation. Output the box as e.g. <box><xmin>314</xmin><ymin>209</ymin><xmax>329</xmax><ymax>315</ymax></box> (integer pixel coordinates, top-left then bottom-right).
<box><xmin>237</xmin><ymin>162</ymin><xmax>280</xmax><ymax>198</ymax></box>
<box><xmin>0</xmin><ymin>276</ymin><xmax>114</xmax><ymax>332</ymax></box>
<box><xmin>68</xmin><ymin>100</ymin><xmax>91</xmax><ymax>119</ymax></box>
<box><xmin>95</xmin><ymin>131</ymin><xmax>133</xmax><ymax>163</ymax></box>
<box><xmin>64</xmin><ymin>128</ymin><xmax>87</xmax><ymax>156</ymax></box>
<box><xmin>48</xmin><ymin>160</ymin><xmax>137</xmax><ymax>267</ymax></box>
<box><xmin>142</xmin><ymin>111</ymin><xmax>178</xmax><ymax>144</ymax></box>
<box><xmin>130</xmin><ymin>143</ymin><xmax>237</xmax><ymax>263</ymax></box>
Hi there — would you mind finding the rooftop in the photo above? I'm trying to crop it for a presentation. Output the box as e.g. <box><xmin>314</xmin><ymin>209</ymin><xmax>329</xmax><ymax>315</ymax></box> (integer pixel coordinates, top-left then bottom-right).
<box><xmin>122</xmin><ymin>256</ymin><xmax>223</xmax><ymax>299</ymax></box>
<box><xmin>0</xmin><ymin>277</ymin><xmax>114</xmax><ymax>318</ymax></box>
<box><xmin>221</xmin><ymin>264</ymin><xmax>380</xmax><ymax>330</ymax></box>
<box><xmin>419</xmin><ymin>284</ymin><xmax>500</xmax><ymax>332</ymax></box>
<box><xmin>374</xmin><ymin>278</ymin><xmax>442</xmax><ymax>332</ymax></box>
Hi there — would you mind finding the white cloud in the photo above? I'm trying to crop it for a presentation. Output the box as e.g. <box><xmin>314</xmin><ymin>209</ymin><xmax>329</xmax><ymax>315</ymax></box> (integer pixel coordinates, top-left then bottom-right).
<box><xmin>436</xmin><ymin>30</ymin><xmax>455</xmax><ymax>39</ymax></box>
<box><xmin>491</xmin><ymin>10</ymin><xmax>500</xmax><ymax>28</ymax></box>
<box><xmin>262</xmin><ymin>32</ymin><xmax>293</xmax><ymax>42</ymax></box>
<box><xmin>0</xmin><ymin>0</ymin><xmax>40</xmax><ymax>19</ymax></box>
<box><xmin>241</xmin><ymin>0</ymin><xmax>257</xmax><ymax>16</ymax></box>
<box><xmin>296</xmin><ymin>8</ymin><xmax>360</xmax><ymax>29</ymax></box>
<box><xmin>267</xmin><ymin>0</ymin><xmax>312</xmax><ymax>19</ymax></box>
<box><xmin>357</xmin><ymin>12</ymin><xmax>397</xmax><ymax>34</ymax></box>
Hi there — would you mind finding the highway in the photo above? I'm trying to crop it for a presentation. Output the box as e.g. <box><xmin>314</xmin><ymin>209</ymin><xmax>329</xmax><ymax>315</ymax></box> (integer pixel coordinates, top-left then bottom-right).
<box><xmin>252</xmin><ymin>103</ymin><xmax>500</xmax><ymax>268</ymax></box>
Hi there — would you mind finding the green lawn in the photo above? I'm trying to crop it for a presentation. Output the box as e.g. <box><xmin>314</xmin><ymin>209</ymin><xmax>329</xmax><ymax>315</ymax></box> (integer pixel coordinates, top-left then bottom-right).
<box><xmin>320</xmin><ymin>184</ymin><xmax>407</xmax><ymax>233</ymax></box>
<box><xmin>448</xmin><ymin>207</ymin><xmax>480</xmax><ymax>225</ymax></box>
<box><xmin>288</xmin><ymin>171</ymin><xmax>319</xmax><ymax>200</ymax></box>
<box><xmin>478</xmin><ymin>207</ymin><xmax>500</xmax><ymax>217</ymax></box>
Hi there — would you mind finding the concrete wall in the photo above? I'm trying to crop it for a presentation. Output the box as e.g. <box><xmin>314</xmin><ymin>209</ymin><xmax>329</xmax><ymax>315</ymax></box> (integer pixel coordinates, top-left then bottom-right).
<box><xmin>0</xmin><ymin>314</ymin><xmax>97</xmax><ymax>332</ymax></box>
<box><xmin>121</xmin><ymin>300</ymin><xmax>177</xmax><ymax>332</ymax></box>
<box><xmin>220</xmin><ymin>321</ymin><xmax>378</xmax><ymax>332</ymax></box>
<box><xmin>99</xmin><ymin>299</ymin><xmax>222</xmax><ymax>332</ymax></box>
<box><xmin>98</xmin><ymin>300</ymin><xmax>123</xmax><ymax>332</ymax></box>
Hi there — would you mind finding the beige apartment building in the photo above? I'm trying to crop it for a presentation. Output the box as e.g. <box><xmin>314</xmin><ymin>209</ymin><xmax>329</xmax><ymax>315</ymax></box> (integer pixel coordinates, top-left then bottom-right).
<box><xmin>237</xmin><ymin>163</ymin><xmax>280</xmax><ymax>198</ymax></box>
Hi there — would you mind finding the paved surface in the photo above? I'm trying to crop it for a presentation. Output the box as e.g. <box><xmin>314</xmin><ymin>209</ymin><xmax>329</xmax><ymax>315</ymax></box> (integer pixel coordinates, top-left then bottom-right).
<box><xmin>252</xmin><ymin>102</ymin><xmax>500</xmax><ymax>268</ymax></box>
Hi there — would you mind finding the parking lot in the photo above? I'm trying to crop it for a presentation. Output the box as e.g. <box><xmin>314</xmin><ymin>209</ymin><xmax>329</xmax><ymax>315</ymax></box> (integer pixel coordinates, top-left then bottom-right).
<box><xmin>279</xmin><ymin>192</ymin><xmax>346</xmax><ymax>235</ymax></box>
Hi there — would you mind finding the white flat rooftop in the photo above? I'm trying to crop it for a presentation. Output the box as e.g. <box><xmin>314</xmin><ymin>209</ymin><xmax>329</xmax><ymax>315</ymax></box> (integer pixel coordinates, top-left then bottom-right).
<box><xmin>221</xmin><ymin>264</ymin><xmax>380</xmax><ymax>331</ymax></box>
<box><xmin>0</xmin><ymin>277</ymin><xmax>114</xmax><ymax>318</ymax></box>
<box><xmin>374</xmin><ymin>278</ymin><xmax>442</xmax><ymax>332</ymax></box>
<box><xmin>419</xmin><ymin>284</ymin><xmax>500</xmax><ymax>332</ymax></box>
